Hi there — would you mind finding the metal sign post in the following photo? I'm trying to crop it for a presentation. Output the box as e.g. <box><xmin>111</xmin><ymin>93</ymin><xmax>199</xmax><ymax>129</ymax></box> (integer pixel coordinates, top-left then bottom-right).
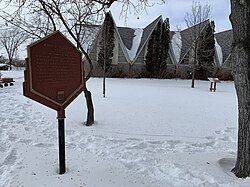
<box><xmin>57</xmin><ymin>109</ymin><xmax>66</xmax><ymax>174</ymax></box>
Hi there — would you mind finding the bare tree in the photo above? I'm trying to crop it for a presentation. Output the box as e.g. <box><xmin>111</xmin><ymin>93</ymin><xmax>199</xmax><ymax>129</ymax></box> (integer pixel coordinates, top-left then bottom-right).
<box><xmin>0</xmin><ymin>0</ymin><xmax>165</xmax><ymax>125</ymax></box>
<box><xmin>0</xmin><ymin>27</ymin><xmax>28</xmax><ymax>70</ymax></box>
<box><xmin>230</xmin><ymin>0</ymin><xmax>250</xmax><ymax>178</ymax></box>
<box><xmin>184</xmin><ymin>1</ymin><xmax>212</xmax><ymax>88</ymax></box>
<box><xmin>0</xmin><ymin>1</ymin><xmax>103</xmax><ymax>125</ymax></box>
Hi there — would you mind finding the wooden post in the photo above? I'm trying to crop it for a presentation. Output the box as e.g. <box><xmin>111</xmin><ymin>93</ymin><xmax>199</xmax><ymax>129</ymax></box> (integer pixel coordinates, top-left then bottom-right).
<box><xmin>210</xmin><ymin>82</ymin><xmax>213</xmax><ymax>92</ymax></box>
<box><xmin>57</xmin><ymin>109</ymin><xmax>66</xmax><ymax>174</ymax></box>
<box><xmin>214</xmin><ymin>82</ymin><xmax>217</xmax><ymax>92</ymax></box>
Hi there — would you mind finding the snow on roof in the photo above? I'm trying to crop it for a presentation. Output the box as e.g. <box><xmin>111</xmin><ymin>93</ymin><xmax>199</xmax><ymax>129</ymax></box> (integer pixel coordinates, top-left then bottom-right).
<box><xmin>214</xmin><ymin>30</ymin><xmax>233</xmax><ymax>65</ymax></box>
<box><xmin>179</xmin><ymin>20</ymin><xmax>210</xmax><ymax>63</ymax></box>
<box><xmin>171</xmin><ymin>32</ymin><xmax>182</xmax><ymax>64</ymax></box>
<box><xmin>126</xmin><ymin>28</ymin><xmax>143</xmax><ymax>61</ymax></box>
<box><xmin>215</xmin><ymin>38</ymin><xmax>223</xmax><ymax>66</ymax></box>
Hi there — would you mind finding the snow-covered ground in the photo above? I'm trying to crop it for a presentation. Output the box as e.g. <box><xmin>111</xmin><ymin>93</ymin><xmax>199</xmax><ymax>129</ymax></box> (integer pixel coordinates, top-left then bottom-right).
<box><xmin>1</xmin><ymin>70</ymin><xmax>250</xmax><ymax>187</ymax></box>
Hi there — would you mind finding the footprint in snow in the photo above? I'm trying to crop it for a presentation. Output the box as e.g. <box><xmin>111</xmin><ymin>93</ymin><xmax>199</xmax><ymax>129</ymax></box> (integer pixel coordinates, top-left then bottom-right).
<box><xmin>148</xmin><ymin>140</ymin><xmax>162</xmax><ymax>145</ymax></box>
<box><xmin>126</xmin><ymin>142</ymin><xmax>148</xmax><ymax>150</ymax></box>
<box><xmin>33</xmin><ymin>143</ymin><xmax>54</xmax><ymax>148</ymax></box>
<box><xmin>2</xmin><ymin>149</ymin><xmax>18</xmax><ymax>166</ymax></box>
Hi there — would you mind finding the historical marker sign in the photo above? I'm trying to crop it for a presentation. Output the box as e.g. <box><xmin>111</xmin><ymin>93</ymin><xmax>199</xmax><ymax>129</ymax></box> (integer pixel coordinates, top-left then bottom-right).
<box><xmin>23</xmin><ymin>31</ymin><xmax>85</xmax><ymax>174</ymax></box>
<box><xmin>24</xmin><ymin>31</ymin><xmax>84</xmax><ymax>114</ymax></box>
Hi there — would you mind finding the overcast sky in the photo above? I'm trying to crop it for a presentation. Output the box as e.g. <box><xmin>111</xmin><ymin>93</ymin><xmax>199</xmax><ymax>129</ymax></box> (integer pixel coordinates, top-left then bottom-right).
<box><xmin>111</xmin><ymin>0</ymin><xmax>231</xmax><ymax>33</ymax></box>
<box><xmin>0</xmin><ymin>0</ymin><xmax>232</xmax><ymax>59</ymax></box>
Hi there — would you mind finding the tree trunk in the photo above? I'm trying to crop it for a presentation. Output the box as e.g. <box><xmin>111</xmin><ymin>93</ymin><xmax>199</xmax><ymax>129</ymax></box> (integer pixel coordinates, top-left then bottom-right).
<box><xmin>9</xmin><ymin>59</ymin><xmax>12</xmax><ymax>70</ymax></box>
<box><xmin>191</xmin><ymin>42</ymin><xmax>198</xmax><ymax>88</ymax></box>
<box><xmin>103</xmin><ymin>70</ymin><xmax>106</xmax><ymax>98</ymax></box>
<box><xmin>103</xmin><ymin>22</ymin><xmax>106</xmax><ymax>98</ymax></box>
<box><xmin>230</xmin><ymin>0</ymin><xmax>250</xmax><ymax>178</ymax></box>
<box><xmin>191</xmin><ymin>65</ymin><xmax>195</xmax><ymax>88</ymax></box>
<box><xmin>84</xmin><ymin>88</ymin><xmax>94</xmax><ymax>126</ymax></box>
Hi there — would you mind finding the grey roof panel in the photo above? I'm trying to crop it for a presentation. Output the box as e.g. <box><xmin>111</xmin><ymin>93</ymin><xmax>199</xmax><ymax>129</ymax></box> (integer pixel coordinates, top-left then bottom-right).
<box><xmin>136</xmin><ymin>16</ymin><xmax>162</xmax><ymax>55</ymax></box>
<box><xmin>117</xmin><ymin>27</ymin><xmax>135</xmax><ymax>50</ymax></box>
<box><xmin>179</xmin><ymin>20</ymin><xmax>210</xmax><ymax>61</ymax></box>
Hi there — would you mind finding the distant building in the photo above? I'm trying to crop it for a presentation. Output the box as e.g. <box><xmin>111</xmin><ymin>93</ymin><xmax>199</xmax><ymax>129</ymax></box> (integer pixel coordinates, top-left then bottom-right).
<box><xmin>86</xmin><ymin>13</ymin><xmax>171</xmax><ymax>77</ymax></box>
<box><xmin>85</xmin><ymin>14</ymin><xmax>233</xmax><ymax>80</ymax></box>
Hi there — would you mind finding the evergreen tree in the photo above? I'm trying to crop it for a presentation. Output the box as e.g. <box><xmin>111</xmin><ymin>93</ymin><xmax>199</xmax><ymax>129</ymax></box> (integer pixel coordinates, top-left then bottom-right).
<box><xmin>98</xmin><ymin>13</ymin><xmax>115</xmax><ymax>73</ymax></box>
<box><xmin>159</xmin><ymin>20</ymin><xmax>170</xmax><ymax>75</ymax></box>
<box><xmin>145</xmin><ymin>29</ymin><xmax>155</xmax><ymax>76</ymax></box>
<box><xmin>145</xmin><ymin>19</ymin><xmax>170</xmax><ymax>78</ymax></box>
<box><xmin>197</xmin><ymin>22</ymin><xmax>215</xmax><ymax>74</ymax></box>
<box><xmin>152</xmin><ymin>22</ymin><xmax>161</xmax><ymax>75</ymax></box>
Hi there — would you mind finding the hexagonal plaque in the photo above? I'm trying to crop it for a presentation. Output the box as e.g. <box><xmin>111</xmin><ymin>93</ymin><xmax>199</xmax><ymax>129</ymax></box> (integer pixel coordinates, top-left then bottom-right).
<box><xmin>23</xmin><ymin>31</ymin><xmax>85</xmax><ymax>112</ymax></box>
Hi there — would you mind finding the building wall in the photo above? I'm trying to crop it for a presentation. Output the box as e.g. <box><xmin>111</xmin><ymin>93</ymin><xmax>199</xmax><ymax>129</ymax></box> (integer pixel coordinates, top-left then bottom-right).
<box><xmin>133</xmin><ymin>45</ymin><xmax>147</xmax><ymax>64</ymax></box>
<box><xmin>89</xmin><ymin>58</ymin><xmax>232</xmax><ymax>80</ymax></box>
<box><xmin>118</xmin><ymin>43</ymin><xmax>128</xmax><ymax>63</ymax></box>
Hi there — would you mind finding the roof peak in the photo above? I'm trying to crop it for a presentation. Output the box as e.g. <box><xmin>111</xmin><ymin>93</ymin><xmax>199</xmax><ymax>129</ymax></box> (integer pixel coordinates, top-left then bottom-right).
<box><xmin>215</xmin><ymin>29</ymin><xmax>232</xmax><ymax>35</ymax></box>
<box><xmin>176</xmin><ymin>19</ymin><xmax>210</xmax><ymax>33</ymax></box>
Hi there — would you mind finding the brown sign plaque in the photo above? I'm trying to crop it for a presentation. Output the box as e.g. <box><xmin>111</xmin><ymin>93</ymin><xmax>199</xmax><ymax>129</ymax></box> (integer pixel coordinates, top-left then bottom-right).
<box><xmin>23</xmin><ymin>31</ymin><xmax>85</xmax><ymax>115</ymax></box>
<box><xmin>23</xmin><ymin>31</ymin><xmax>85</xmax><ymax>174</ymax></box>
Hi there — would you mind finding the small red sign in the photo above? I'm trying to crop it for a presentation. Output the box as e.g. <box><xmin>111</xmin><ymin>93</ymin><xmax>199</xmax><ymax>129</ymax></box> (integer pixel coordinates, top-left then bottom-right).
<box><xmin>23</xmin><ymin>31</ymin><xmax>85</xmax><ymax>116</ymax></box>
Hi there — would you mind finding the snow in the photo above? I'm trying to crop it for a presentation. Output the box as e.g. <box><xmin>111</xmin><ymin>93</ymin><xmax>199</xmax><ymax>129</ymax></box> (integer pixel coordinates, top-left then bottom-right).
<box><xmin>126</xmin><ymin>28</ymin><xmax>143</xmax><ymax>62</ymax></box>
<box><xmin>172</xmin><ymin>32</ymin><xmax>182</xmax><ymax>64</ymax></box>
<box><xmin>215</xmin><ymin>38</ymin><xmax>223</xmax><ymax>66</ymax></box>
<box><xmin>1</xmin><ymin>70</ymin><xmax>249</xmax><ymax>187</ymax></box>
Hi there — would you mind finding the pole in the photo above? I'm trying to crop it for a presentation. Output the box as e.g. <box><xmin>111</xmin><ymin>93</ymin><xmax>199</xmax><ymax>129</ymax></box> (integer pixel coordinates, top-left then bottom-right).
<box><xmin>214</xmin><ymin>82</ymin><xmax>217</xmax><ymax>92</ymax></box>
<box><xmin>103</xmin><ymin>15</ymin><xmax>107</xmax><ymax>98</ymax></box>
<box><xmin>57</xmin><ymin>109</ymin><xmax>66</xmax><ymax>174</ymax></box>
<box><xmin>191</xmin><ymin>41</ymin><xmax>198</xmax><ymax>88</ymax></box>
<box><xmin>210</xmin><ymin>82</ymin><xmax>213</xmax><ymax>92</ymax></box>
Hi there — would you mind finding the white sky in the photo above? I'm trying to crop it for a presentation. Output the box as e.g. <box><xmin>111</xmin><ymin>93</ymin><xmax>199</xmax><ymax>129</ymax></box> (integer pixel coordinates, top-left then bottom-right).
<box><xmin>110</xmin><ymin>0</ymin><xmax>232</xmax><ymax>33</ymax></box>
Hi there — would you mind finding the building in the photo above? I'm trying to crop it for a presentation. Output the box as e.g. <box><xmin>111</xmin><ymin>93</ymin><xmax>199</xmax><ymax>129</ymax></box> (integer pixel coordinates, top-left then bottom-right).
<box><xmin>86</xmin><ymin>13</ymin><xmax>171</xmax><ymax>78</ymax></box>
<box><xmin>86</xmin><ymin>14</ymin><xmax>233</xmax><ymax>80</ymax></box>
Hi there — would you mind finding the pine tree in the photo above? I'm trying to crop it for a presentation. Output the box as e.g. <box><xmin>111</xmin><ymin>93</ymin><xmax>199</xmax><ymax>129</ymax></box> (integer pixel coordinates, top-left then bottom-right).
<box><xmin>98</xmin><ymin>13</ymin><xmax>115</xmax><ymax>73</ymax></box>
<box><xmin>145</xmin><ymin>19</ymin><xmax>170</xmax><ymax>78</ymax></box>
<box><xmin>153</xmin><ymin>22</ymin><xmax>162</xmax><ymax>75</ymax></box>
<box><xmin>145</xmin><ymin>28</ymin><xmax>157</xmax><ymax>76</ymax></box>
<box><xmin>197</xmin><ymin>21</ymin><xmax>215</xmax><ymax>76</ymax></box>
<box><xmin>159</xmin><ymin>20</ymin><xmax>170</xmax><ymax>76</ymax></box>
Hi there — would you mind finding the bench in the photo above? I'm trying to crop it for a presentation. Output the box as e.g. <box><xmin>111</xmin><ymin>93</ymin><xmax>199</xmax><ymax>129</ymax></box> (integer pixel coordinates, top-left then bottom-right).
<box><xmin>0</xmin><ymin>77</ymin><xmax>15</xmax><ymax>88</ymax></box>
<box><xmin>208</xmin><ymin>78</ymin><xmax>220</xmax><ymax>92</ymax></box>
